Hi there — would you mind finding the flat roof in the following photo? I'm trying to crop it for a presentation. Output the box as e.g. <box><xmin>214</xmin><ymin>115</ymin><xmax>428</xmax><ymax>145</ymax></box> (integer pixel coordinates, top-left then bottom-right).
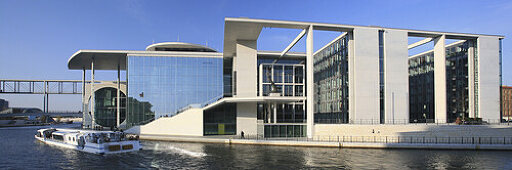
<box><xmin>223</xmin><ymin>17</ymin><xmax>505</xmax><ymax>58</ymax></box>
<box><xmin>67</xmin><ymin>50</ymin><xmax>222</xmax><ymax>70</ymax></box>
<box><xmin>145</xmin><ymin>42</ymin><xmax>217</xmax><ymax>52</ymax></box>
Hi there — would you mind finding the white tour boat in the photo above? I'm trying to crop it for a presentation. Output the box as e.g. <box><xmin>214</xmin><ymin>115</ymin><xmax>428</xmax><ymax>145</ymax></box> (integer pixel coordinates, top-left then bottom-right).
<box><xmin>35</xmin><ymin>128</ymin><xmax>141</xmax><ymax>155</ymax></box>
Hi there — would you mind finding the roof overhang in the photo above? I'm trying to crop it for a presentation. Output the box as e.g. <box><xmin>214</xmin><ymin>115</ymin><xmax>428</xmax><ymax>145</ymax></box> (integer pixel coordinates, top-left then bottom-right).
<box><xmin>68</xmin><ymin>50</ymin><xmax>223</xmax><ymax>70</ymax></box>
<box><xmin>223</xmin><ymin>17</ymin><xmax>505</xmax><ymax>58</ymax></box>
<box><xmin>68</xmin><ymin>50</ymin><xmax>128</xmax><ymax>70</ymax></box>
<box><xmin>145</xmin><ymin>42</ymin><xmax>217</xmax><ymax>52</ymax></box>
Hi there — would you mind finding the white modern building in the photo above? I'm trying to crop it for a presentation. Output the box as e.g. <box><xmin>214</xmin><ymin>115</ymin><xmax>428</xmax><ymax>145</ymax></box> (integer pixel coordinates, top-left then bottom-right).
<box><xmin>69</xmin><ymin>18</ymin><xmax>504</xmax><ymax>138</ymax></box>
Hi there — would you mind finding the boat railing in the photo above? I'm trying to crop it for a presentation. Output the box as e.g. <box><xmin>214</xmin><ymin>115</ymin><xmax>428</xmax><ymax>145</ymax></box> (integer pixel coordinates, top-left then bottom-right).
<box><xmin>84</xmin><ymin>132</ymin><xmax>139</xmax><ymax>144</ymax></box>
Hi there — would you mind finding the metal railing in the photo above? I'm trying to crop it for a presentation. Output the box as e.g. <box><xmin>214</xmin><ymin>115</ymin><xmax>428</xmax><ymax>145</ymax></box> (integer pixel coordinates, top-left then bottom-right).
<box><xmin>236</xmin><ymin>134</ymin><xmax>512</xmax><ymax>145</ymax></box>
<box><xmin>315</xmin><ymin>118</ymin><xmax>512</xmax><ymax>126</ymax></box>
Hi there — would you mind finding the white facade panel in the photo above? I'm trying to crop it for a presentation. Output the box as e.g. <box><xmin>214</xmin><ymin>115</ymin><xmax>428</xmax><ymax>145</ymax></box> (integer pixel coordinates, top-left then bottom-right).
<box><xmin>478</xmin><ymin>36</ymin><xmax>501</xmax><ymax>121</ymax></box>
<box><xmin>350</xmin><ymin>28</ymin><xmax>380</xmax><ymax>122</ymax></box>
<box><xmin>383</xmin><ymin>30</ymin><xmax>409</xmax><ymax>122</ymax></box>
<box><xmin>129</xmin><ymin>108</ymin><xmax>204</xmax><ymax>136</ymax></box>
<box><xmin>236</xmin><ymin>102</ymin><xmax>258</xmax><ymax>135</ymax></box>
<box><xmin>235</xmin><ymin>40</ymin><xmax>258</xmax><ymax>97</ymax></box>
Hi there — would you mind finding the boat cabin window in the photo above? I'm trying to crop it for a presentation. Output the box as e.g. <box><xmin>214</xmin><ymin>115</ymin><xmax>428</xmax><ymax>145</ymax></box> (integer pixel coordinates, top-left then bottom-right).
<box><xmin>52</xmin><ymin>134</ymin><xmax>64</xmax><ymax>141</ymax></box>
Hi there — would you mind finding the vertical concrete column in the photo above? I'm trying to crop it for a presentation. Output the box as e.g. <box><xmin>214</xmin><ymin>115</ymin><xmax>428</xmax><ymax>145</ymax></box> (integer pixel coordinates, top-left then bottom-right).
<box><xmin>82</xmin><ymin>68</ymin><xmax>86</xmax><ymax>127</ymax></box>
<box><xmin>477</xmin><ymin>36</ymin><xmax>501</xmax><ymax>121</ymax></box>
<box><xmin>91</xmin><ymin>58</ymin><xmax>95</xmax><ymax>127</ymax></box>
<box><xmin>235</xmin><ymin>40</ymin><xmax>258</xmax><ymax>135</ymax></box>
<box><xmin>434</xmin><ymin>35</ymin><xmax>447</xmax><ymax>123</ymax></box>
<box><xmin>348</xmin><ymin>32</ymin><xmax>355</xmax><ymax>123</ymax></box>
<box><xmin>259</xmin><ymin>64</ymin><xmax>263</xmax><ymax>97</ymax></box>
<box><xmin>383</xmin><ymin>30</ymin><xmax>409</xmax><ymax>123</ymax></box>
<box><xmin>306</xmin><ymin>25</ymin><xmax>314</xmax><ymax>138</ymax></box>
<box><xmin>468</xmin><ymin>40</ymin><xmax>476</xmax><ymax>118</ymax></box>
<box><xmin>117</xmin><ymin>64</ymin><xmax>120</xmax><ymax>128</ymax></box>
<box><xmin>43</xmin><ymin>81</ymin><xmax>47</xmax><ymax>112</ymax></box>
<box><xmin>273</xmin><ymin>103</ymin><xmax>277</xmax><ymax>123</ymax></box>
<box><xmin>235</xmin><ymin>40</ymin><xmax>257</xmax><ymax>97</ymax></box>
<box><xmin>349</xmin><ymin>28</ymin><xmax>380</xmax><ymax>122</ymax></box>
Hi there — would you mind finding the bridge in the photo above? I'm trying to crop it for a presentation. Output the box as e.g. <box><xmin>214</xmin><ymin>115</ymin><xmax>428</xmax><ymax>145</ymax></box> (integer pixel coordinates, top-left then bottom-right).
<box><xmin>0</xmin><ymin>112</ymin><xmax>82</xmax><ymax>118</ymax></box>
<box><xmin>0</xmin><ymin>79</ymin><xmax>92</xmax><ymax>112</ymax></box>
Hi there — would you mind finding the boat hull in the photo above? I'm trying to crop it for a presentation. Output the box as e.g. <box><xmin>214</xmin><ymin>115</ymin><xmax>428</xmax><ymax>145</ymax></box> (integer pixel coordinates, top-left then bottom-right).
<box><xmin>35</xmin><ymin>130</ymin><xmax>141</xmax><ymax>155</ymax></box>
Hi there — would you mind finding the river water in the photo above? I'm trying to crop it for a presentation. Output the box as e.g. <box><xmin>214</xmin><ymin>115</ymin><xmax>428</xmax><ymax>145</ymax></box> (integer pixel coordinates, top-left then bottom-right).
<box><xmin>2</xmin><ymin>124</ymin><xmax>512</xmax><ymax>169</ymax></box>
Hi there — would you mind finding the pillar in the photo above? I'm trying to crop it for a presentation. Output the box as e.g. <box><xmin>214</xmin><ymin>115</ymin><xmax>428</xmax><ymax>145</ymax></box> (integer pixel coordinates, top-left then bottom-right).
<box><xmin>91</xmin><ymin>58</ymin><xmax>95</xmax><ymax>127</ymax></box>
<box><xmin>477</xmin><ymin>36</ymin><xmax>501</xmax><ymax>121</ymax></box>
<box><xmin>383</xmin><ymin>30</ymin><xmax>409</xmax><ymax>123</ymax></box>
<box><xmin>117</xmin><ymin>64</ymin><xmax>121</xmax><ymax>127</ymax></box>
<box><xmin>349</xmin><ymin>28</ymin><xmax>380</xmax><ymax>122</ymax></box>
<box><xmin>434</xmin><ymin>35</ymin><xmax>447</xmax><ymax>123</ymax></box>
<box><xmin>306</xmin><ymin>25</ymin><xmax>314</xmax><ymax>138</ymax></box>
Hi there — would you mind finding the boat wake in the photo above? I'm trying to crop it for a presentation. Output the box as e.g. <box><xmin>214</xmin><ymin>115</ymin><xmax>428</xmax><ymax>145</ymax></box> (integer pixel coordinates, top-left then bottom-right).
<box><xmin>150</xmin><ymin>143</ymin><xmax>207</xmax><ymax>157</ymax></box>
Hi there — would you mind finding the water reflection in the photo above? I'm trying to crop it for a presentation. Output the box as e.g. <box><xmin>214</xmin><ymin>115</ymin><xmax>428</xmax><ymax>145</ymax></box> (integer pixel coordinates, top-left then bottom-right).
<box><xmin>2</xmin><ymin>125</ymin><xmax>512</xmax><ymax>169</ymax></box>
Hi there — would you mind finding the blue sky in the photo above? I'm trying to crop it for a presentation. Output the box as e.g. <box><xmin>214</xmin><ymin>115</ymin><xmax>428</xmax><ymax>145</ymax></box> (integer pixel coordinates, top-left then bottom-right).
<box><xmin>1</xmin><ymin>0</ymin><xmax>511</xmax><ymax>111</ymax></box>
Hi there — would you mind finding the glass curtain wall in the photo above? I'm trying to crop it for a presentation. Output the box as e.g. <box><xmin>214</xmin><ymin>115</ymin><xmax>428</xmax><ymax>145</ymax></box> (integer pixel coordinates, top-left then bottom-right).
<box><xmin>257</xmin><ymin>102</ymin><xmax>305</xmax><ymax>123</ymax></box>
<box><xmin>93</xmin><ymin>87</ymin><xmax>126</xmax><ymax>127</ymax></box>
<box><xmin>126</xmin><ymin>56</ymin><xmax>223</xmax><ymax>127</ymax></box>
<box><xmin>408</xmin><ymin>41</ymin><xmax>470</xmax><ymax>123</ymax></box>
<box><xmin>223</xmin><ymin>58</ymin><xmax>233</xmax><ymax>97</ymax></box>
<box><xmin>256</xmin><ymin>58</ymin><xmax>306</xmax><ymax>137</ymax></box>
<box><xmin>259</xmin><ymin>64</ymin><xmax>304</xmax><ymax>97</ymax></box>
<box><xmin>203</xmin><ymin>103</ymin><xmax>236</xmax><ymax>135</ymax></box>
<box><xmin>445</xmin><ymin>41</ymin><xmax>470</xmax><ymax>122</ymax></box>
<box><xmin>313</xmin><ymin>35</ymin><xmax>349</xmax><ymax>124</ymax></box>
<box><xmin>409</xmin><ymin>53</ymin><xmax>435</xmax><ymax>123</ymax></box>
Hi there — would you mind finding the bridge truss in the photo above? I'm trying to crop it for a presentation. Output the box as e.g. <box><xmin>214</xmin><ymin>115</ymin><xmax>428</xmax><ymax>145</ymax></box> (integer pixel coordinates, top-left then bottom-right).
<box><xmin>0</xmin><ymin>79</ymin><xmax>91</xmax><ymax>112</ymax></box>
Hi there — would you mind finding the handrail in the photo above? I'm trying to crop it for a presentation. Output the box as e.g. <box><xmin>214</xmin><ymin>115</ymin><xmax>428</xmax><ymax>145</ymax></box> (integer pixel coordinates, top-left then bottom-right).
<box><xmin>235</xmin><ymin>134</ymin><xmax>512</xmax><ymax>145</ymax></box>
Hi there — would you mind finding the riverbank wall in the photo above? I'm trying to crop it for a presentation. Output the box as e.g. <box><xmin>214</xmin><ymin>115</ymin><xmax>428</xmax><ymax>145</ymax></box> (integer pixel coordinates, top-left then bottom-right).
<box><xmin>139</xmin><ymin>134</ymin><xmax>512</xmax><ymax>151</ymax></box>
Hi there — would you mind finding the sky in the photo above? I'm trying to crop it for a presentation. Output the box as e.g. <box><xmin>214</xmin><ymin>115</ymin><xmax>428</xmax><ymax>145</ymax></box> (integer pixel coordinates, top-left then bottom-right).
<box><xmin>0</xmin><ymin>0</ymin><xmax>511</xmax><ymax>111</ymax></box>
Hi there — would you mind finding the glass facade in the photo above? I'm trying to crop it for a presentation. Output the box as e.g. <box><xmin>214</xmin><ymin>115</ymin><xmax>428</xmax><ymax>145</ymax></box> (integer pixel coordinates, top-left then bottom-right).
<box><xmin>408</xmin><ymin>40</ymin><xmax>472</xmax><ymax>123</ymax></box>
<box><xmin>256</xmin><ymin>58</ymin><xmax>306</xmax><ymax>137</ymax></box>
<box><xmin>259</xmin><ymin>63</ymin><xmax>304</xmax><ymax>97</ymax></box>
<box><xmin>408</xmin><ymin>53</ymin><xmax>435</xmax><ymax>123</ymax></box>
<box><xmin>92</xmin><ymin>87</ymin><xmax>126</xmax><ymax>127</ymax></box>
<box><xmin>313</xmin><ymin>35</ymin><xmax>349</xmax><ymax>123</ymax></box>
<box><xmin>445</xmin><ymin>41</ymin><xmax>470</xmax><ymax>121</ymax></box>
<box><xmin>257</xmin><ymin>102</ymin><xmax>305</xmax><ymax>123</ymax></box>
<box><xmin>263</xmin><ymin>125</ymin><xmax>306</xmax><ymax>138</ymax></box>
<box><xmin>223</xmin><ymin>58</ymin><xmax>233</xmax><ymax>97</ymax></box>
<box><xmin>203</xmin><ymin>103</ymin><xmax>236</xmax><ymax>135</ymax></box>
<box><xmin>126</xmin><ymin>56</ymin><xmax>223</xmax><ymax>126</ymax></box>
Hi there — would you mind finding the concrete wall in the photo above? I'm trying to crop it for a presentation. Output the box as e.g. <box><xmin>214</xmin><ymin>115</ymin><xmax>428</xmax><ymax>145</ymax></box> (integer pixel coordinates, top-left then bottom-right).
<box><xmin>315</xmin><ymin>124</ymin><xmax>512</xmax><ymax>137</ymax></box>
<box><xmin>127</xmin><ymin>108</ymin><xmax>204</xmax><ymax>136</ymax></box>
<box><xmin>237</xmin><ymin>102</ymin><xmax>257</xmax><ymax>135</ymax></box>
<box><xmin>350</xmin><ymin>28</ymin><xmax>380</xmax><ymax>121</ymax></box>
<box><xmin>235</xmin><ymin>40</ymin><xmax>257</xmax><ymax>97</ymax></box>
<box><xmin>383</xmin><ymin>30</ymin><xmax>409</xmax><ymax>122</ymax></box>
<box><xmin>478</xmin><ymin>36</ymin><xmax>501</xmax><ymax>121</ymax></box>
